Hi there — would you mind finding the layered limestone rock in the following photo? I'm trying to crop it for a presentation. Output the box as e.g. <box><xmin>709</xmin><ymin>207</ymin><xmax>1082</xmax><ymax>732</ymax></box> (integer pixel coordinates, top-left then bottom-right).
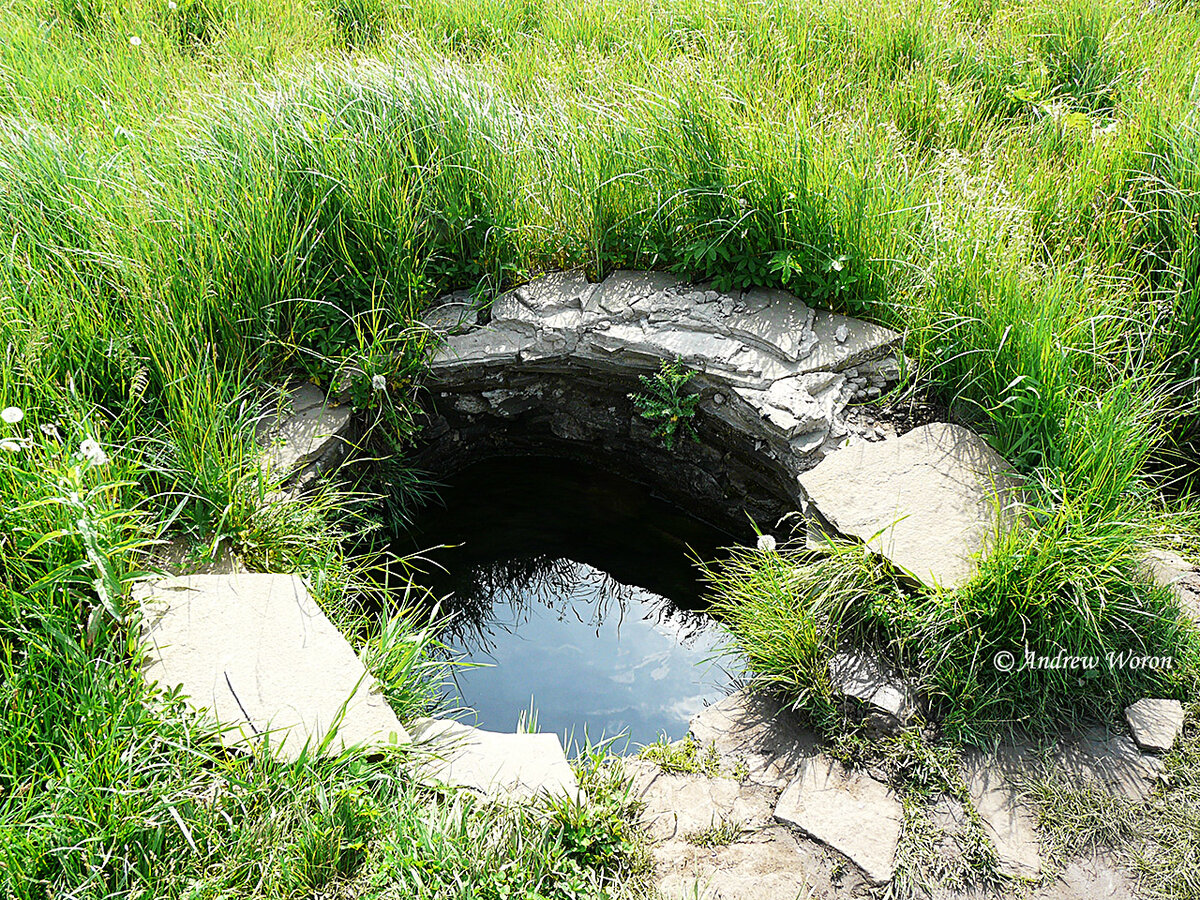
<box><xmin>417</xmin><ymin>270</ymin><xmax>903</xmax><ymax>532</ymax></box>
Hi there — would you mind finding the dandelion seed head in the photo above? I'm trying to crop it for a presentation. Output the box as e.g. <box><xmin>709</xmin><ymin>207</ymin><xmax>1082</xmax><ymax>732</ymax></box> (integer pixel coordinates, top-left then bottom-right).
<box><xmin>371</xmin><ymin>373</ymin><xmax>387</xmax><ymax>392</ymax></box>
<box><xmin>0</xmin><ymin>439</ymin><xmax>21</xmax><ymax>453</ymax></box>
<box><xmin>756</xmin><ymin>534</ymin><xmax>777</xmax><ymax>552</ymax></box>
<box><xmin>79</xmin><ymin>438</ymin><xmax>109</xmax><ymax>466</ymax></box>
<box><xmin>129</xmin><ymin>35</ymin><xmax>142</xmax><ymax>46</ymax></box>
<box><xmin>1</xmin><ymin>407</ymin><xmax>24</xmax><ymax>425</ymax></box>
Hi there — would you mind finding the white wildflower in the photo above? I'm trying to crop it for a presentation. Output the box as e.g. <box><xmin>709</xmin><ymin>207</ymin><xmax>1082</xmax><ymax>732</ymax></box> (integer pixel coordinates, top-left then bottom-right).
<box><xmin>0</xmin><ymin>439</ymin><xmax>20</xmax><ymax>453</ymax></box>
<box><xmin>79</xmin><ymin>438</ymin><xmax>108</xmax><ymax>466</ymax></box>
<box><xmin>168</xmin><ymin>1</ymin><xmax>177</xmax><ymax>7</ymax></box>
<box><xmin>129</xmin><ymin>35</ymin><xmax>142</xmax><ymax>46</ymax></box>
<box><xmin>756</xmin><ymin>534</ymin><xmax>777</xmax><ymax>552</ymax></box>
<box><xmin>1</xmin><ymin>407</ymin><xmax>23</xmax><ymax>425</ymax></box>
<box><xmin>371</xmin><ymin>373</ymin><xmax>387</xmax><ymax>393</ymax></box>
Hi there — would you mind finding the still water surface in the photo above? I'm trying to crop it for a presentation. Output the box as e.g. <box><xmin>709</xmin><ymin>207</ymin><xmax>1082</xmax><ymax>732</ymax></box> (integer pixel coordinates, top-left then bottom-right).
<box><xmin>399</xmin><ymin>457</ymin><xmax>743</xmax><ymax>749</ymax></box>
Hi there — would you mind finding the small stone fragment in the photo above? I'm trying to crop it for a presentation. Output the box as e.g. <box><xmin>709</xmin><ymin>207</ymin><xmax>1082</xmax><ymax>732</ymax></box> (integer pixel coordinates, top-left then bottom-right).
<box><xmin>1124</xmin><ymin>698</ymin><xmax>1184</xmax><ymax>753</ymax></box>
<box><xmin>835</xmin><ymin>323</ymin><xmax>849</xmax><ymax>343</ymax></box>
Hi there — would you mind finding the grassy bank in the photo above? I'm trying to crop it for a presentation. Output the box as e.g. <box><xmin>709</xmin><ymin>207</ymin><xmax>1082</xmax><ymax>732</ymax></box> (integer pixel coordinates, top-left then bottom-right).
<box><xmin>2</xmin><ymin>0</ymin><xmax>1200</xmax><ymax>895</ymax></box>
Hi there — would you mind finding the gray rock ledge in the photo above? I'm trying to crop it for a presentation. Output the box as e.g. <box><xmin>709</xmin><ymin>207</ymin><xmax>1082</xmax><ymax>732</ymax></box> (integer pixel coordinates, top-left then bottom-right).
<box><xmin>417</xmin><ymin>270</ymin><xmax>904</xmax><ymax>533</ymax></box>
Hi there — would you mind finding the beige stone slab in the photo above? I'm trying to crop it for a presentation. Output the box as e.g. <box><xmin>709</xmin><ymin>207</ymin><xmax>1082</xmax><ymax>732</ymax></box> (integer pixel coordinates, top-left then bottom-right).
<box><xmin>137</xmin><ymin>573</ymin><xmax>409</xmax><ymax>761</ymax></box>
<box><xmin>409</xmin><ymin>717</ymin><xmax>579</xmax><ymax>802</ymax></box>
<box><xmin>798</xmin><ymin>422</ymin><xmax>1023</xmax><ymax>589</ymax></box>
<box><xmin>774</xmin><ymin>756</ymin><xmax>903</xmax><ymax>885</ymax></box>
<box><xmin>654</xmin><ymin>826</ymin><xmax>869</xmax><ymax>900</ymax></box>
<box><xmin>690</xmin><ymin>689</ymin><xmax>819</xmax><ymax>789</ymax></box>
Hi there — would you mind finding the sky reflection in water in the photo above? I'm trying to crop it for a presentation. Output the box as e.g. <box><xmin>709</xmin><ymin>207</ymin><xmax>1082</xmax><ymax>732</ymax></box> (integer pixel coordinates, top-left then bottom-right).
<box><xmin>400</xmin><ymin>457</ymin><xmax>743</xmax><ymax>751</ymax></box>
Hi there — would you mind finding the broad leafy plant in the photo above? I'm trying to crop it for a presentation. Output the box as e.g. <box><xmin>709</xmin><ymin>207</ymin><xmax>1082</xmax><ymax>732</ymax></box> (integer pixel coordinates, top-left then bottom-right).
<box><xmin>628</xmin><ymin>357</ymin><xmax>702</xmax><ymax>450</ymax></box>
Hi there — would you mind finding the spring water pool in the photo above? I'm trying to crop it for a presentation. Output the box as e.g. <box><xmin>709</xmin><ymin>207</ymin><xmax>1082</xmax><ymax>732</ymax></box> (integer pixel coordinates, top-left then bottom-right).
<box><xmin>396</xmin><ymin>456</ymin><xmax>744</xmax><ymax>750</ymax></box>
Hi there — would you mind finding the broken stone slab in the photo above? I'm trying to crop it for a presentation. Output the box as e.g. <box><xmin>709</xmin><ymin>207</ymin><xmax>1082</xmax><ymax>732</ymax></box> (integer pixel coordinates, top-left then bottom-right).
<box><xmin>689</xmin><ymin>689</ymin><xmax>819</xmax><ymax>790</ymax></box>
<box><xmin>256</xmin><ymin>383</ymin><xmax>352</xmax><ymax>484</ymax></box>
<box><xmin>409</xmin><ymin>717</ymin><xmax>579</xmax><ymax>803</ymax></box>
<box><xmin>828</xmin><ymin>650</ymin><xmax>915</xmax><ymax>730</ymax></box>
<box><xmin>1124</xmin><ymin>698</ymin><xmax>1184</xmax><ymax>753</ymax></box>
<box><xmin>136</xmin><ymin>573</ymin><xmax>409</xmax><ymax>761</ymax></box>
<box><xmin>653</xmin><ymin>826</ymin><xmax>869</xmax><ymax>900</ymax></box>
<box><xmin>798</xmin><ymin>422</ymin><xmax>1024</xmax><ymax>590</ymax></box>
<box><xmin>625</xmin><ymin>760</ymin><xmax>773</xmax><ymax>843</ymax></box>
<box><xmin>732</xmin><ymin>372</ymin><xmax>849</xmax><ymax>443</ymax></box>
<box><xmin>962</xmin><ymin>747</ymin><xmax>1043</xmax><ymax>879</ymax></box>
<box><xmin>773</xmin><ymin>755</ymin><xmax>904</xmax><ymax>885</ymax></box>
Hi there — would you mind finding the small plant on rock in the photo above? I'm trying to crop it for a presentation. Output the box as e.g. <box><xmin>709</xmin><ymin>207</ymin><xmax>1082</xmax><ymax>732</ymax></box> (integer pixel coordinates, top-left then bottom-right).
<box><xmin>628</xmin><ymin>357</ymin><xmax>701</xmax><ymax>450</ymax></box>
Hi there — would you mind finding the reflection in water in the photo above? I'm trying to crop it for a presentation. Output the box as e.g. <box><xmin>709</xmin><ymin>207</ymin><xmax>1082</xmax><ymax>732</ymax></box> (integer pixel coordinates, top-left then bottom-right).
<box><xmin>396</xmin><ymin>457</ymin><xmax>743</xmax><ymax>749</ymax></box>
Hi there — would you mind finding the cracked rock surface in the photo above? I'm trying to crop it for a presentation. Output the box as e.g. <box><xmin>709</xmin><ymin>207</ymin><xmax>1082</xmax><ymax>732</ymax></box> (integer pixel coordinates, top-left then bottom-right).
<box><xmin>424</xmin><ymin>270</ymin><xmax>902</xmax><ymax>479</ymax></box>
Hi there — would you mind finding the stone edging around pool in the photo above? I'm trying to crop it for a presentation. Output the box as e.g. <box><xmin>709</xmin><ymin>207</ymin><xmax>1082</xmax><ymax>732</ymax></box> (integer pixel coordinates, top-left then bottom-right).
<box><xmin>135</xmin><ymin>270</ymin><xmax>1196</xmax><ymax>892</ymax></box>
<box><xmin>416</xmin><ymin>269</ymin><xmax>1019</xmax><ymax>591</ymax></box>
<box><xmin>415</xmin><ymin>270</ymin><xmax>900</xmax><ymax>529</ymax></box>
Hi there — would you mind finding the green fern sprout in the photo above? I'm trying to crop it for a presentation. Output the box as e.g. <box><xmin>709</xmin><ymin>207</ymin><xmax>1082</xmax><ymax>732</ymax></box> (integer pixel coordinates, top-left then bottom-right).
<box><xmin>629</xmin><ymin>357</ymin><xmax>702</xmax><ymax>450</ymax></box>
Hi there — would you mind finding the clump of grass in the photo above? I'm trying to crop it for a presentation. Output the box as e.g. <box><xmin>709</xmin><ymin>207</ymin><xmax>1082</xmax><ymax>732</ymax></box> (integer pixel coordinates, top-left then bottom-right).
<box><xmin>637</xmin><ymin>734</ymin><xmax>723</xmax><ymax>778</ymax></box>
<box><xmin>703</xmin><ymin>540</ymin><xmax>892</xmax><ymax>729</ymax></box>
<box><xmin>684</xmin><ymin>819</ymin><xmax>744</xmax><ymax>847</ymax></box>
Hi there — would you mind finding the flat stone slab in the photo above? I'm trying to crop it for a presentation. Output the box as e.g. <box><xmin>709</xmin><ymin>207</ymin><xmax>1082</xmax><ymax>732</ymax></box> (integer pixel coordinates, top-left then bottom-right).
<box><xmin>689</xmin><ymin>689</ymin><xmax>819</xmax><ymax>789</ymax></box>
<box><xmin>774</xmin><ymin>756</ymin><xmax>903</xmax><ymax>885</ymax></box>
<box><xmin>136</xmin><ymin>573</ymin><xmax>409</xmax><ymax>761</ymax></box>
<box><xmin>1030</xmin><ymin>850</ymin><xmax>1139</xmax><ymax>900</ymax></box>
<box><xmin>1124</xmin><ymin>698</ymin><xmax>1184</xmax><ymax>753</ymax></box>
<box><xmin>653</xmin><ymin>826</ymin><xmax>869</xmax><ymax>900</ymax></box>
<box><xmin>798</xmin><ymin>422</ymin><xmax>1023</xmax><ymax>589</ymax></box>
<box><xmin>963</xmin><ymin>749</ymin><xmax>1043</xmax><ymax>879</ymax></box>
<box><xmin>828</xmin><ymin>650</ymin><xmax>914</xmax><ymax>729</ymax></box>
<box><xmin>1052</xmin><ymin>728</ymin><xmax>1164</xmax><ymax>801</ymax></box>
<box><xmin>409</xmin><ymin>718</ymin><xmax>578</xmax><ymax>802</ymax></box>
<box><xmin>626</xmin><ymin>759</ymin><xmax>775</xmax><ymax>843</ymax></box>
<box><xmin>257</xmin><ymin>383</ymin><xmax>352</xmax><ymax>482</ymax></box>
